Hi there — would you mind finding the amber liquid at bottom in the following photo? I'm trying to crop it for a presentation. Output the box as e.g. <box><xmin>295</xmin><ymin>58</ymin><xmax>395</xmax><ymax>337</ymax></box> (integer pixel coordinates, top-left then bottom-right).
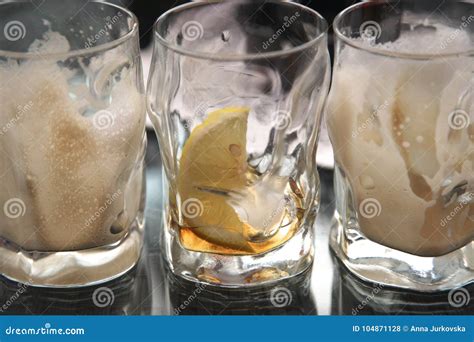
<box><xmin>174</xmin><ymin>180</ymin><xmax>305</xmax><ymax>255</ymax></box>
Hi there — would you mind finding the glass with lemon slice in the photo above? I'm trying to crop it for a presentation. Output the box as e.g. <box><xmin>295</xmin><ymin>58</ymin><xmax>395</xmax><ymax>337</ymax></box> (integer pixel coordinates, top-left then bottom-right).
<box><xmin>148</xmin><ymin>1</ymin><xmax>330</xmax><ymax>286</ymax></box>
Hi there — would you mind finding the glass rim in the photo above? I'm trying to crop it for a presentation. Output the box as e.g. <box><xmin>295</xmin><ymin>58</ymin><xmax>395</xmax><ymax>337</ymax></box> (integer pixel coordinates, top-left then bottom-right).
<box><xmin>153</xmin><ymin>1</ymin><xmax>328</xmax><ymax>61</ymax></box>
<box><xmin>0</xmin><ymin>1</ymin><xmax>138</xmax><ymax>60</ymax></box>
<box><xmin>333</xmin><ymin>0</ymin><xmax>474</xmax><ymax>60</ymax></box>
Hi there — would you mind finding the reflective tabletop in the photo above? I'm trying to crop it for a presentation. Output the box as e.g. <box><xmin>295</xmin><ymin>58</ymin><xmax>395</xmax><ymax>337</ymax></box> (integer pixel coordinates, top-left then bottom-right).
<box><xmin>1</xmin><ymin>131</ymin><xmax>473</xmax><ymax>315</ymax></box>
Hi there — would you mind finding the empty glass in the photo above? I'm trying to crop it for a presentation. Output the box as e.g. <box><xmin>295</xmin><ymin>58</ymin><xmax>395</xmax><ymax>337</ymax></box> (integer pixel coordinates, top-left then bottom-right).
<box><xmin>0</xmin><ymin>1</ymin><xmax>146</xmax><ymax>287</ymax></box>
<box><xmin>327</xmin><ymin>0</ymin><xmax>473</xmax><ymax>291</ymax></box>
<box><xmin>148</xmin><ymin>1</ymin><xmax>330</xmax><ymax>286</ymax></box>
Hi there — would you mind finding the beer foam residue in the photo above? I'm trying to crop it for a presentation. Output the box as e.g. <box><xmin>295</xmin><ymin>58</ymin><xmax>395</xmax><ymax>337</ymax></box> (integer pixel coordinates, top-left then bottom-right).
<box><xmin>358</xmin><ymin>21</ymin><xmax>473</xmax><ymax>54</ymax></box>
<box><xmin>0</xmin><ymin>29</ymin><xmax>145</xmax><ymax>251</ymax></box>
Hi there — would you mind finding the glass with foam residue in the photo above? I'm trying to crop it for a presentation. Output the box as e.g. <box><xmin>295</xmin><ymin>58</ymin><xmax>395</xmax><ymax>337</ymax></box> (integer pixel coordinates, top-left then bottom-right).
<box><xmin>327</xmin><ymin>0</ymin><xmax>474</xmax><ymax>291</ymax></box>
<box><xmin>0</xmin><ymin>1</ymin><xmax>146</xmax><ymax>287</ymax></box>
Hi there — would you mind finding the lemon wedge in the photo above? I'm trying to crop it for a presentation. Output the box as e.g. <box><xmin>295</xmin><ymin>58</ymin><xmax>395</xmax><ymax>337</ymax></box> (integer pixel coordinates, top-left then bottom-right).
<box><xmin>177</xmin><ymin>106</ymin><xmax>255</xmax><ymax>252</ymax></box>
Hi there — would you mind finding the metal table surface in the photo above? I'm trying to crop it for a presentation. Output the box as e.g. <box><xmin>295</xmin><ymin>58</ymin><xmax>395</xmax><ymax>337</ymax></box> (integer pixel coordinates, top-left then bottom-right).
<box><xmin>1</xmin><ymin>131</ymin><xmax>473</xmax><ymax>316</ymax></box>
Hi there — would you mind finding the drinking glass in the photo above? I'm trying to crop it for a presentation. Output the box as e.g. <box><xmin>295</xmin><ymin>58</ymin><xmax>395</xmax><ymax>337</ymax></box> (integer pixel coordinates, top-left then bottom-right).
<box><xmin>148</xmin><ymin>1</ymin><xmax>330</xmax><ymax>286</ymax></box>
<box><xmin>0</xmin><ymin>1</ymin><xmax>146</xmax><ymax>287</ymax></box>
<box><xmin>327</xmin><ymin>0</ymin><xmax>473</xmax><ymax>291</ymax></box>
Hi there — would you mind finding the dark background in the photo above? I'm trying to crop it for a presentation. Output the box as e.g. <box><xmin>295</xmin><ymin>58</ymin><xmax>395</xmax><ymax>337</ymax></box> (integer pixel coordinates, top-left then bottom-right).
<box><xmin>108</xmin><ymin>0</ymin><xmax>360</xmax><ymax>49</ymax></box>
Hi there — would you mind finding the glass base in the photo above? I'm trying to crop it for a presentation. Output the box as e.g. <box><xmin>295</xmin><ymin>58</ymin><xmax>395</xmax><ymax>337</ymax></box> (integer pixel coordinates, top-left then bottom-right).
<box><xmin>330</xmin><ymin>214</ymin><xmax>474</xmax><ymax>292</ymax></box>
<box><xmin>164</xmin><ymin>222</ymin><xmax>313</xmax><ymax>288</ymax></box>
<box><xmin>0</xmin><ymin>219</ymin><xmax>144</xmax><ymax>288</ymax></box>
